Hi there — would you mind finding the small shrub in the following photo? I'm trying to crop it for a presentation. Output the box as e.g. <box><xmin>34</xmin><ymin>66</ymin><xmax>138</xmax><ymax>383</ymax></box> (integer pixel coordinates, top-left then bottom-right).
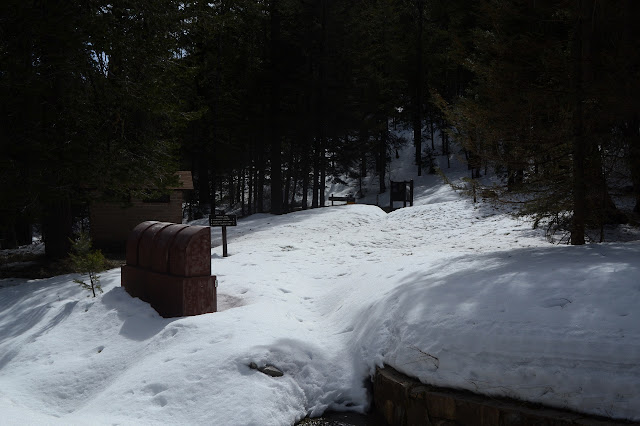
<box><xmin>69</xmin><ymin>233</ymin><xmax>106</xmax><ymax>297</ymax></box>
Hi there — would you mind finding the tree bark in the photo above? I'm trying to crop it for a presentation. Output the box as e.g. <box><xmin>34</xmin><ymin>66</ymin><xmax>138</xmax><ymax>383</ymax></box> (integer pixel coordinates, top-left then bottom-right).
<box><xmin>440</xmin><ymin>120</ymin><xmax>447</xmax><ymax>156</ymax></box>
<box><xmin>269</xmin><ymin>0</ymin><xmax>283</xmax><ymax>215</ymax></box>
<box><xmin>360</xmin><ymin>151</ymin><xmax>367</xmax><ymax>196</ymax></box>
<box><xmin>320</xmin><ymin>139</ymin><xmax>326</xmax><ymax>207</ymax></box>
<box><xmin>228</xmin><ymin>172</ymin><xmax>234</xmax><ymax>206</ymax></box>
<box><xmin>571</xmin><ymin>0</ymin><xmax>591</xmax><ymax>245</ymax></box>
<box><xmin>413</xmin><ymin>0</ymin><xmax>424</xmax><ymax>177</ymax></box>
<box><xmin>623</xmin><ymin>1</ymin><xmax>640</xmax><ymax>213</ymax></box>
<box><xmin>210</xmin><ymin>170</ymin><xmax>217</xmax><ymax>213</ymax></box>
<box><xmin>628</xmin><ymin>116</ymin><xmax>640</xmax><ymax>213</ymax></box>
<box><xmin>197</xmin><ymin>156</ymin><xmax>210</xmax><ymax>212</ymax></box>
<box><xmin>256</xmin><ymin>141</ymin><xmax>265</xmax><ymax>213</ymax></box>
<box><xmin>379</xmin><ymin>120</ymin><xmax>388</xmax><ymax>194</ymax></box>
<box><xmin>429</xmin><ymin>107</ymin><xmax>435</xmax><ymax>151</ymax></box>
<box><xmin>43</xmin><ymin>197</ymin><xmax>73</xmax><ymax>259</ymax></box>
<box><xmin>319</xmin><ymin>0</ymin><xmax>328</xmax><ymax>207</ymax></box>
<box><xmin>283</xmin><ymin>147</ymin><xmax>294</xmax><ymax>213</ymax></box>
<box><xmin>312</xmin><ymin>137</ymin><xmax>320</xmax><ymax>208</ymax></box>
<box><xmin>238</xmin><ymin>167</ymin><xmax>245</xmax><ymax>216</ymax></box>
<box><xmin>248</xmin><ymin>163</ymin><xmax>253</xmax><ymax>215</ymax></box>
<box><xmin>301</xmin><ymin>138</ymin><xmax>310</xmax><ymax>210</ymax></box>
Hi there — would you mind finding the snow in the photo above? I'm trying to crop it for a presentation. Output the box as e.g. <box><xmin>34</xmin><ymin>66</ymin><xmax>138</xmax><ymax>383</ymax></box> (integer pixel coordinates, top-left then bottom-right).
<box><xmin>1</xmin><ymin>137</ymin><xmax>640</xmax><ymax>425</ymax></box>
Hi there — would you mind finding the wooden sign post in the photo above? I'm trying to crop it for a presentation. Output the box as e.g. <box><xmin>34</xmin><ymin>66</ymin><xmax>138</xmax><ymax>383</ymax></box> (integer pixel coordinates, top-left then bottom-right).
<box><xmin>209</xmin><ymin>214</ymin><xmax>237</xmax><ymax>257</ymax></box>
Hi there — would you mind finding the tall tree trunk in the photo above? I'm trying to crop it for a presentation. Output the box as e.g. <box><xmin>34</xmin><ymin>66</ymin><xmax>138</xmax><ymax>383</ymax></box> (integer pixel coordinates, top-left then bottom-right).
<box><xmin>228</xmin><ymin>171</ymin><xmax>235</xmax><ymax>207</ymax></box>
<box><xmin>210</xmin><ymin>167</ymin><xmax>217</xmax><ymax>213</ymax></box>
<box><xmin>256</xmin><ymin>143</ymin><xmax>265</xmax><ymax>213</ymax></box>
<box><xmin>237</xmin><ymin>169</ymin><xmax>242</xmax><ymax>206</ymax></box>
<box><xmin>5</xmin><ymin>217</ymin><xmax>33</xmax><ymax>249</ymax></box>
<box><xmin>413</xmin><ymin>0</ymin><xmax>424</xmax><ymax>176</ymax></box>
<box><xmin>585</xmin><ymin>142</ymin><xmax>625</xmax><ymax>225</ymax></box>
<box><xmin>257</xmin><ymin>165</ymin><xmax>264</xmax><ymax>213</ymax></box>
<box><xmin>283</xmin><ymin>147</ymin><xmax>294</xmax><ymax>213</ymax></box>
<box><xmin>445</xmin><ymin>132</ymin><xmax>450</xmax><ymax>168</ymax></box>
<box><xmin>290</xmin><ymin>178</ymin><xmax>298</xmax><ymax>209</ymax></box>
<box><xmin>43</xmin><ymin>197</ymin><xmax>73</xmax><ymax>259</ymax></box>
<box><xmin>301</xmin><ymin>169</ymin><xmax>309</xmax><ymax>210</ymax></box>
<box><xmin>320</xmin><ymin>138</ymin><xmax>326</xmax><ymax>207</ymax></box>
<box><xmin>440</xmin><ymin>120</ymin><xmax>447</xmax><ymax>155</ymax></box>
<box><xmin>628</xmin><ymin>115</ymin><xmax>640</xmax><ymax>213</ymax></box>
<box><xmin>429</xmin><ymin>112</ymin><xmax>435</xmax><ymax>151</ymax></box>
<box><xmin>623</xmin><ymin>1</ymin><xmax>640</xmax><ymax>213</ymax></box>
<box><xmin>379</xmin><ymin>120</ymin><xmax>388</xmax><ymax>194</ymax></box>
<box><xmin>248</xmin><ymin>163</ymin><xmax>253</xmax><ymax>215</ymax></box>
<box><xmin>209</xmin><ymin>133</ymin><xmax>217</xmax><ymax>213</ymax></box>
<box><xmin>318</xmin><ymin>0</ymin><xmax>328</xmax><ymax>207</ymax></box>
<box><xmin>197</xmin><ymin>156</ymin><xmax>210</xmax><ymax>212</ymax></box>
<box><xmin>269</xmin><ymin>0</ymin><xmax>283</xmax><ymax>215</ymax></box>
<box><xmin>312</xmin><ymin>137</ymin><xmax>320</xmax><ymax>208</ymax></box>
<box><xmin>240</xmin><ymin>168</ymin><xmax>245</xmax><ymax>216</ymax></box>
<box><xmin>571</xmin><ymin>0</ymin><xmax>591</xmax><ymax>245</ymax></box>
<box><xmin>289</xmin><ymin>151</ymin><xmax>299</xmax><ymax>211</ymax></box>
<box><xmin>301</xmin><ymin>139</ymin><xmax>310</xmax><ymax>210</ymax></box>
<box><xmin>360</xmin><ymin>150</ymin><xmax>367</xmax><ymax>196</ymax></box>
<box><xmin>39</xmin><ymin>2</ymin><xmax>75</xmax><ymax>258</ymax></box>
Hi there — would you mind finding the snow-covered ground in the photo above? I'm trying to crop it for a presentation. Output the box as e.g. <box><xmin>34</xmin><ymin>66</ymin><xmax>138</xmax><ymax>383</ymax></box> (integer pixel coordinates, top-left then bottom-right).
<box><xmin>1</xmin><ymin>135</ymin><xmax>640</xmax><ymax>425</ymax></box>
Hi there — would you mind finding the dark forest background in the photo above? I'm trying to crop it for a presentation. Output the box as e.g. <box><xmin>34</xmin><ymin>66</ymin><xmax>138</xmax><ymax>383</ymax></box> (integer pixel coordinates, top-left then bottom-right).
<box><xmin>1</xmin><ymin>0</ymin><xmax>639</xmax><ymax>258</ymax></box>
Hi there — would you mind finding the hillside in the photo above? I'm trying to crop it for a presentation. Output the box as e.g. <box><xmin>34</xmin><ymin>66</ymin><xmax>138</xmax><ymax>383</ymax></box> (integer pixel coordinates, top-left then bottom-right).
<box><xmin>1</xmin><ymin>140</ymin><xmax>640</xmax><ymax>425</ymax></box>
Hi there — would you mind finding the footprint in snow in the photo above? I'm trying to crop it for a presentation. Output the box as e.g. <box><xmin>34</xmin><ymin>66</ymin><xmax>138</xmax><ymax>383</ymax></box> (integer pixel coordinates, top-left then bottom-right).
<box><xmin>540</xmin><ymin>298</ymin><xmax>572</xmax><ymax>308</ymax></box>
<box><xmin>153</xmin><ymin>395</ymin><xmax>168</xmax><ymax>407</ymax></box>
<box><xmin>142</xmin><ymin>383</ymin><xmax>168</xmax><ymax>396</ymax></box>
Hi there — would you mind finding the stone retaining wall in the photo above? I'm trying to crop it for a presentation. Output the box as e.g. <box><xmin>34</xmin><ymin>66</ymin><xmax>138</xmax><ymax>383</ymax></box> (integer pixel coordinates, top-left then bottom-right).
<box><xmin>373</xmin><ymin>366</ymin><xmax>636</xmax><ymax>426</ymax></box>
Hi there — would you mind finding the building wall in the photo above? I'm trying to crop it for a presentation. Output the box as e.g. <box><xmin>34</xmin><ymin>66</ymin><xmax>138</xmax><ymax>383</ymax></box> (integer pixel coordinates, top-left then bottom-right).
<box><xmin>90</xmin><ymin>191</ymin><xmax>184</xmax><ymax>250</ymax></box>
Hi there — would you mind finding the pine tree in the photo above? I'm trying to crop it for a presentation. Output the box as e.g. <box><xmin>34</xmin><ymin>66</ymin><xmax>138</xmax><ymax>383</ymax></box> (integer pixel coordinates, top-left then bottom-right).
<box><xmin>440</xmin><ymin>0</ymin><xmax>630</xmax><ymax>243</ymax></box>
<box><xmin>70</xmin><ymin>233</ymin><xmax>106</xmax><ymax>298</ymax></box>
<box><xmin>1</xmin><ymin>0</ymin><xmax>185</xmax><ymax>257</ymax></box>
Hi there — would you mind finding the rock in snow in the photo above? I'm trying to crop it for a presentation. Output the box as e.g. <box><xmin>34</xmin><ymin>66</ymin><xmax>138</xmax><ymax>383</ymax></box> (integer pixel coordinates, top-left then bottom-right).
<box><xmin>249</xmin><ymin>362</ymin><xmax>284</xmax><ymax>378</ymax></box>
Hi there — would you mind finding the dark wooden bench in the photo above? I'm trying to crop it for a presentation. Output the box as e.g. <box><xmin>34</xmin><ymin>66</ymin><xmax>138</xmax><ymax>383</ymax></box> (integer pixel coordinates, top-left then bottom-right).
<box><xmin>328</xmin><ymin>194</ymin><xmax>356</xmax><ymax>206</ymax></box>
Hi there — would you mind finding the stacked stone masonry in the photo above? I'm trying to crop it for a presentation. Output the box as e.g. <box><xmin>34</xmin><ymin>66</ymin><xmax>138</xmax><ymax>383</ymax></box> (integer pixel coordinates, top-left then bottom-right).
<box><xmin>373</xmin><ymin>366</ymin><xmax>634</xmax><ymax>426</ymax></box>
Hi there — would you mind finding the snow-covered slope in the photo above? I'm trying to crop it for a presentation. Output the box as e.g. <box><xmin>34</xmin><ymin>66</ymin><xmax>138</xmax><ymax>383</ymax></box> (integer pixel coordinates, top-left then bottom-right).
<box><xmin>1</xmin><ymin>137</ymin><xmax>639</xmax><ymax>425</ymax></box>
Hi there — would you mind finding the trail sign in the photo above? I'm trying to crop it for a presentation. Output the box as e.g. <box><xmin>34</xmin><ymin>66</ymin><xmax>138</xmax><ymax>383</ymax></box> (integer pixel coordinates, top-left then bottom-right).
<box><xmin>390</xmin><ymin>180</ymin><xmax>414</xmax><ymax>209</ymax></box>
<box><xmin>209</xmin><ymin>214</ymin><xmax>237</xmax><ymax>257</ymax></box>
<box><xmin>209</xmin><ymin>214</ymin><xmax>237</xmax><ymax>227</ymax></box>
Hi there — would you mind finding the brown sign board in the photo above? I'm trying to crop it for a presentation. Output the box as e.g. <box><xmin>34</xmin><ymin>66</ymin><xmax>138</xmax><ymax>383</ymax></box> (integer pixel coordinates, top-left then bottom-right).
<box><xmin>390</xmin><ymin>180</ymin><xmax>414</xmax><ymax>209</ymax></box>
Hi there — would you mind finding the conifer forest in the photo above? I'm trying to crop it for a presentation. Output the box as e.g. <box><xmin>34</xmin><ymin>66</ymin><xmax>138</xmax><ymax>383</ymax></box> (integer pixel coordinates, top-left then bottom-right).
<box><xmin>1</xmin><ymin>0</ymin><xmax>639</xmax><ymax>257</ymax></box>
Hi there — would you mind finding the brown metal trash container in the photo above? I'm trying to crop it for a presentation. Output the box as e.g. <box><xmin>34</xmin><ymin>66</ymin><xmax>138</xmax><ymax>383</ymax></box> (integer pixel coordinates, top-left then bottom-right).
<box><xmin>121</xmin><ymin>222</ymin><xmax>216</xmax><ymax>317</ymax></box>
